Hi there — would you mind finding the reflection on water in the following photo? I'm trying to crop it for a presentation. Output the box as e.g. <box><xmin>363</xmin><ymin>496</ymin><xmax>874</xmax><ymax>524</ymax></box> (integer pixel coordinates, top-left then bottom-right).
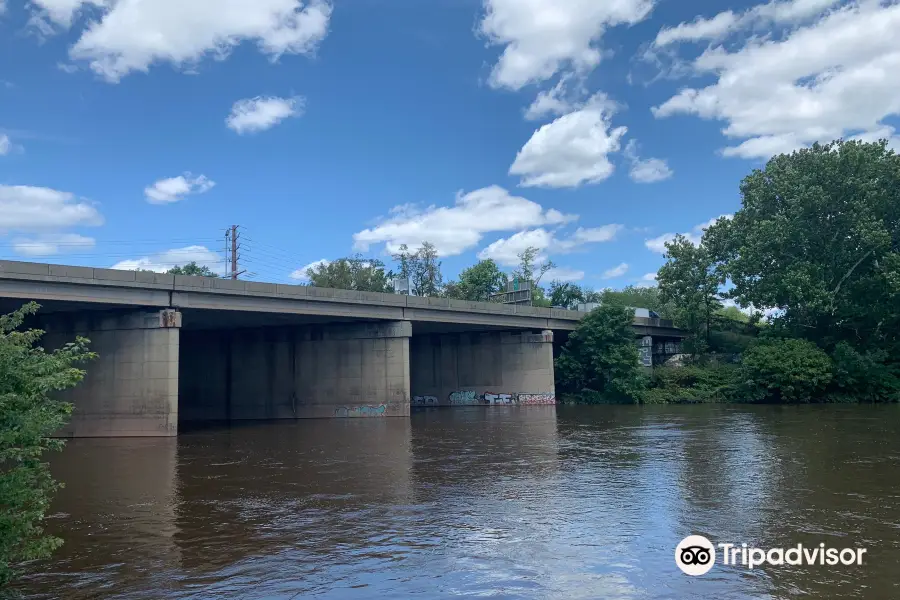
<box><xmin>17</xmin><ymin>405</ymin><xmax>900</xmax><ymax>599</ymax></box>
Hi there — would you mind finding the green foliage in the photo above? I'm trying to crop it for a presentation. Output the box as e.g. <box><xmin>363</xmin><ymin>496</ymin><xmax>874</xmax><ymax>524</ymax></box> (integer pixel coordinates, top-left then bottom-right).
<box><xmin>392</xmin><ymin>242</ymin><xmax>444</xmax><ymax>297</ymax></box>
<box><xmin>166</xmin><ymin>262</ymin><xmax>218</xmax><ymax>277</ymax></box>
<box><xmin>640</xmin><ymin>363</ymin><xmax>742</xmax><ymax>404</ymax></box>
<box><xmin>0</xmin><ymin>303</ymin><xmax>95</xmax><ymax>587</ymax></box>
<box><xmin>658</xmin><ymin>235</ymin><xmax>723</xmax><ymax>354</ymax></box>
<box><xmin>828</xmin><ymin>342</ymin><xmax>900</xmax><ymax>403</ymax></box>
<box><xmin>512</xmin><ymin>246</ymin><xmax>555</xmax><ymax>305</ymax></box>
<box><xmin>443</xmin><ymin>259</ymin><xmax>506</xmax><ymax>302</ymax></box>
<box><xmin>548</xmin><ymin>281</ymin><xmax>584</xmax><ymax>309</ymax></box>
<box><xmin>707</xmin><ymin>139</ymin><xmax>900</xmax><ymax>354</ymax></box>
<box><xmin>598</xmin><ymin>286</ymin><xmax>675</xmax><ymax>319</ymax></box>
<box><xmin>306</xmin><ymin>255</ymin><xmax>394</xmax><ymax>292</ymax></box>
<box><xmin>555</xmin><ymin>304</ymin><xmax>646</xmax><ymax>402</ymax></box>
<box><xmin>741</xmin><ymin>338</ymin><xmax>833</xmax><ymax>403</ymax></box>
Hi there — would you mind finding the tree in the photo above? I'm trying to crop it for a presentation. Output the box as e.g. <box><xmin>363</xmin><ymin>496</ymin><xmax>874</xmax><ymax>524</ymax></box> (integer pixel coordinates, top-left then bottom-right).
<box><xmin>514</xmin><ymin>246</ymin><xmax>556</xmax><ymax>305</ymax></box>
<box><xmin>0</xmin><ymin>303</ymin><xmax>95</xmax><ymax>587</ymax></box>
<box><xmin>599</xmin><ymin>286</ymin><xmax>675</xmax><ymax>319</ymax></box>
<box><xmin>305</xmin><ymin>255</ymin><xmax>394</xmax><ymax>292</ymax></box>
<box><xmin>548</xmin><ymin>281</ymin><xmax>584</xmax><ymax>309</ymax></box>
<box><xmin>166</xmin><ymin>262</ymin><xmax>218</xmax><ymax>277</ymax></box>
<box><xmin>555</xmin><ymin>304</ymin><xmax>645</xmax><ymax>402</ymax></box>
<box><xmin>706</xmin><ymin>139</ymin><xmax>900</xmax><ymax>354</ymax></box>
<box><xmin>391</xmin><ymin>244</ymin><xmax>414</xmax><ymax>281</ymax></box>
<box><xmin>410</xmin><ymin>242</ymin><xmax>443</xmax><ymax>297</ymax></box>
<box><xmin>657</xmin><ymin>235</ymin><xmax>722</xmax><ymax>354</ymax></box>
<box><xmin>391</xmin><ymin>242</ymin><xmax>444</xmax><ymax>297</ymax></box>
<box><xmin>444</xmin><ymin>259</ymin><xmax>507</xmax><ymax>302</ymax></box>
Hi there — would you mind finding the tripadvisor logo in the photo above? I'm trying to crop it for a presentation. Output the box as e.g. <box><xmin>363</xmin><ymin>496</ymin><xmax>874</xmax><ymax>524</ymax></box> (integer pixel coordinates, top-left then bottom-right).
<box><xmin>675</xmin><ymin>535</ymin><xmax>868</xmax><ymax>576</ymax></box>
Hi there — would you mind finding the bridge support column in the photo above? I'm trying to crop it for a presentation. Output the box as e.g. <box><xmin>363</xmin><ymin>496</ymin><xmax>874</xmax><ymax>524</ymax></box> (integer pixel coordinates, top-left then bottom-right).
<box><xmin>42</xmin><ymin>309</ymin><xmax>181</xmax><ymax>437</ymax></box>
<box><xmin>180</xmin><ymin>320</ymin><xmax>412</xmax><ymax>422</ymax></box>
<box><xmin>410</xmin><ymin>330</ymin><xmax>556</xmax><ymax>407</ymax></box>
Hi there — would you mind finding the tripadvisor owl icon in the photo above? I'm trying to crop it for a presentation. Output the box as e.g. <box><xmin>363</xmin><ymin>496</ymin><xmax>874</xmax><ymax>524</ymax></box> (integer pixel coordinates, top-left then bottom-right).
<box><xmin>676</xmin><ymin>535</ymin><xmax>716</xmax><ymax>576</ymax></box>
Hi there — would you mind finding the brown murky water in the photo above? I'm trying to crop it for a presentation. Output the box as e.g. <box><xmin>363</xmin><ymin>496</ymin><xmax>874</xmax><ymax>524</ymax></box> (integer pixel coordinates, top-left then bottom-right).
<box><xmin>15</xmin><ymin>405</ymin><xmax>900</xmax><ymax>599</ymax></box>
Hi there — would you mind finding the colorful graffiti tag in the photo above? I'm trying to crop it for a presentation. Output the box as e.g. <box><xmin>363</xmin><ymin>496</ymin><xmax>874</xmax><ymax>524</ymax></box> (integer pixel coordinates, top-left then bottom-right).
<box><xmin>333</xmin><ymin>404</ymin><xmax>387</xmax><ymax>417</ymax></box>
<box><xmin>438</xmin><ymin>391</ymin><xmax>558</xmax><ymax>405</ymax></box>
<box><xmin>412</xmin><ymin>395</ymin><xmax>439</xmax><ymax>406</ymax></box>
<box><xmin>448</xmin><ymin>390</ymin><xmax>479</xmax><ymax>405</ymax></box>
<box><xmin>484</xmin><ymin>392</ymin><xmax>514</xmax><ymax>405</ymax></box>
<box><xmin>516</xmin><ymin>393</ymin><xmax>556</xmax><ymax>405</ymax></box>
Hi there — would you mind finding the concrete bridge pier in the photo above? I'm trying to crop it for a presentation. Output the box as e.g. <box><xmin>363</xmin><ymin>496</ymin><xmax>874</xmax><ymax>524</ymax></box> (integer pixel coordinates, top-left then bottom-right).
<box><xmin>179</xmin><ymin>320</ymin><xmax>412</xmax><ymax>425</ymax></box>
<box><xmin>42</xmin><ymin>309</ymin><xmax>182</xmax><ymax>438</ymax></box>
<box><xmin>409</xmin><ymin>329</ymin><xmax>556</xmax><ymax>407</ymax></box>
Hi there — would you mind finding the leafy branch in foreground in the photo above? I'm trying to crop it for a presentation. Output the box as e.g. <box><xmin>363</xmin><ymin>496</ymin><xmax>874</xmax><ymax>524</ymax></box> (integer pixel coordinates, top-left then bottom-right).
<box><xmin>0</xmin><ymin>302</ymin><xmax>96</xmax><ymax>589</ymax></box>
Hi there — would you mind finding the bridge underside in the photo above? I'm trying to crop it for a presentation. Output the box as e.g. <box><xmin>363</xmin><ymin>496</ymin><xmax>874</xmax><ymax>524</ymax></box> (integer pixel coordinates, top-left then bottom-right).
<box><xmin>34</xmin><ymin>307</ymin><xmax>558</xmax><ymax>437</ymax></box>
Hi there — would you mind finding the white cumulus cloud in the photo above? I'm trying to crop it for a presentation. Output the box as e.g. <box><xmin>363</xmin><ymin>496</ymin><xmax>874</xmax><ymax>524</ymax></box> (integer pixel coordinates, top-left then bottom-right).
<box><xmin>0</xmin><ymin>134</ymin><xmax>11</xmax><ymax>155</ymax></box>
<box><xmin>111</xmin><ymin>245</ymin><xmax>223</xmax><ymax>274</ymax></box>
<box><xmin>636</xmin><ymin>272</ymin><xmax>658</xmax><ymax>288</ymax></box>
<box><xmin>479</xmin><ymin>0</ymin><xmax>655</xmax><ymax>90</ymax></box>
<box><xmin>542</xmin><ymin>267</ymin><xmax>585</xmax><ymax>282</ymax></box>
<box><xmin>144</xmin><ymin>173</ymin><xmax>215</xmax><ymax>204</ymax></box>
<box><xmin>654</xmin><ymin>0</ymin><xmax>842</xmax><ymax>47</ymax></box>
<box><xmin>510</xmin><ymin>96</ymin><xmax>627</xmax><ymax>188</ymax></box>
<box><xmin>478</xmin><ymin>224</ymin><xmax>622</xmax><ymax>266</ymax></box>
<box><xmin>226</xmin><ymin>95</ymin><xmax>304</xmax><ymax>134</ymax></box>
<box><xmin>352</xmin><ymin>185</ymin><xmax>577</xmax><ymax>257</ymax></box>
<box><xmin>602</xmin><ymin>262</ymin><xmax>629</xmax><ymax>279</ymax></box>
<box><xmin>0</xmin><ymin>184</ymin><xmax>103</xmax><ymax>230</ymax></box>
<box><xmin>645</xmin><ymin>214</ymin><xmax>732</xmax><ymax>253</ymax></box>
<box><xmin>38</xmin><ymin>0</ymin><xmax>332</xmax><ymax>82</ymax></box>
<box><xmin>11</xmin><ymin>233</ymin><xmax>95</xmax><ymax>257</ymax></box>
<box><xmin>623</xmin><ymin>139</ymin><xmax>673</xmax><ymax>183</ymax></box>
<box><xmin>652</xmin><ymin>1</ymin><xmax>900</xmax><ymax>158</ymax></box>
<box><xmin>290</xmin><ymin>258</ymin><xmax>329</xmax><ymax>280</ymax></box>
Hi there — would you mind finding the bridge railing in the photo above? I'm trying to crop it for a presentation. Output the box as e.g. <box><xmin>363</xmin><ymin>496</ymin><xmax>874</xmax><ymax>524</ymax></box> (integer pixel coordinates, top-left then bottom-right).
<box><xmin>633</xmin><ymin>316</ymin><xmax>675</xmax><ymax>328</ymax></box>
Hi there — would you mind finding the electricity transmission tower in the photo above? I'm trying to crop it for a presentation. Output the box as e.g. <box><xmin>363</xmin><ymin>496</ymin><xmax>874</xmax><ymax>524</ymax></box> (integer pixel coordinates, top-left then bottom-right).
<box><xmin>224</xmin><ymin>225</ymin><xmax>246</xmax><ymax>280</ymax></box>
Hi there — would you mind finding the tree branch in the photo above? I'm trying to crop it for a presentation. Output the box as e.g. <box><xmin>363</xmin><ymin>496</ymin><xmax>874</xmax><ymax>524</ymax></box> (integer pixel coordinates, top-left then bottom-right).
<box><xmin>832</xmin><ymin>249</ymin><xmax>874</xmax><ymax>300</ymax></box>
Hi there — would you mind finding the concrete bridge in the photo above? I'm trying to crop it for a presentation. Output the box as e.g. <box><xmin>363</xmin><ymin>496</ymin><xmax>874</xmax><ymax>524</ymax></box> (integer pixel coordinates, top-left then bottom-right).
<box><xmin>0</xmin><ymin>259</ymin><xmax>685</xmax><ymax>437</ymax></box>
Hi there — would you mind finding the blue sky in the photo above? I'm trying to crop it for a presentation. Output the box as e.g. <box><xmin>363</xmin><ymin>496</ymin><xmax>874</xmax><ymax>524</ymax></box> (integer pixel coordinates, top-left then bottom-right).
<box><xmin>1</xmin><ymin>0</ymin><xmax>897</xmax><ymax>289</ymax></box>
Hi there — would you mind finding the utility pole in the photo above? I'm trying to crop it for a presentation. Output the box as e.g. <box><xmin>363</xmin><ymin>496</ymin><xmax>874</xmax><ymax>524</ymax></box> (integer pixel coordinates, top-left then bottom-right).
<box><xmin>224</xmin><ymin>225</ymin><xmax>245</xmax><ymax>280</ymax></box>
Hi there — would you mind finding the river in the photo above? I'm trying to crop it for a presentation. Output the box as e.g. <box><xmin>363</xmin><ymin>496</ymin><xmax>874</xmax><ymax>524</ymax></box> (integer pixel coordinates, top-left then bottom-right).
<box><xmin>16</xmin><ymin>405</ymin><xmax>900</xmax><ymax>599</ymax></box>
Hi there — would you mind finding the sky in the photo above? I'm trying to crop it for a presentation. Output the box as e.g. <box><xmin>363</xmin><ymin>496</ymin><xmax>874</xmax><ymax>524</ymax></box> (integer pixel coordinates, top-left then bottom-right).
<box><xmin>1</xmin><ymin>0</ymin><xmax>898</xmax><ymax>289</ymax></box>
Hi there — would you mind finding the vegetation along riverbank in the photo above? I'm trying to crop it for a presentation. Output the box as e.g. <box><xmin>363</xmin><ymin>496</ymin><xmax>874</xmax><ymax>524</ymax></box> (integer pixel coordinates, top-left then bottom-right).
<box><xmin>557</xmin><ymin>140</ymin><xmax>900</xmax><ymax>404</ymax></box>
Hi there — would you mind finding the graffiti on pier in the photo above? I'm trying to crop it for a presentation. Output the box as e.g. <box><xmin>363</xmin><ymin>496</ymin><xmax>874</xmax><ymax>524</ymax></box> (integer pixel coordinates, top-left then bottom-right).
<box><xmin>449</xmin><ymin>390</ymin><xmax>479</xmax><ymax>405</ymax></box>
<box><xmin>412</xmin><ymin>395</ymin><xmax>438</xmax><ymax>406</ymax></box>
<box><xmin>484</xmin><ymin>392</ymin><xmax>513</xmax><ymax>405</ymax></box>
<box><xmin>333</xmin><ymin>404</ymin><xmax>387</xmax><ymax>417</ymax></box>
<box><xmin>517</xmin><ymin>393</ymin><xmax>556</xmax><ymax>405</ymax></box>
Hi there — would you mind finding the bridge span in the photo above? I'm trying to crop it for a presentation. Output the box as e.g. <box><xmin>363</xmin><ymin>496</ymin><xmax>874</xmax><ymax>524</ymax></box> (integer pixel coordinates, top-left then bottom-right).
<box><xmin>0</xmin><ymin>260</ymin><xmax>684</xmax><ymax>437</ymax></box>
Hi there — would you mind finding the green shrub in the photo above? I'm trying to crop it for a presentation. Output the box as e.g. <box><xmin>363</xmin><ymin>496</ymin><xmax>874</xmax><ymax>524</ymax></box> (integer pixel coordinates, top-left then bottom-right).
<box><xmin>827</xmin><ymin>342</ymin><xmax>900</xmax><ymax>403</ymax></box>
<box><xmin>741</xmin><ymin>338</ymin><xmax>832</xmax><ymax>403</ymax></box>
<box><xmin>640</xmin><ymin>363</ymin><xmax>742</xmax><ymax>404</ymax></box>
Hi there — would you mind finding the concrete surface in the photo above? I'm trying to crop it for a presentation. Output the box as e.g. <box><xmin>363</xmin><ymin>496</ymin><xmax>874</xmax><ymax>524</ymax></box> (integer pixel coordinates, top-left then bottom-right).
<box><xmin>41</xmin><ymin>309</ymin><xmax>181</xmax><ymax>437</ymax></box>
<box><xmin>180</xmin><ymin>321</ymin><xmax>412</xmax><ymax>423</ymax></box>
<box><xmin>409</xmin><ymin>330</ymin><xmax>556</xmax><ymax>406</ymax></box>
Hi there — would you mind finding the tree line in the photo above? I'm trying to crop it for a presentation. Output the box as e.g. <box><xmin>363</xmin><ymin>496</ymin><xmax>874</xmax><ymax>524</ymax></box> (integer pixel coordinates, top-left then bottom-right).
<box><xmin>557</xmin><ymin>139</ymin><xmax>900</xmax><ymax>405</ymax></box>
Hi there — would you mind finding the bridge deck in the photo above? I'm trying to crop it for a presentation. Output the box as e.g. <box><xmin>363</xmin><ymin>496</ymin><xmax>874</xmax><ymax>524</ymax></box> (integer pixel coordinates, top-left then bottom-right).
<box><xmin>0</xmin><ymin>259</ymin><xmax>685</xmax><ymax>336</ymax></box>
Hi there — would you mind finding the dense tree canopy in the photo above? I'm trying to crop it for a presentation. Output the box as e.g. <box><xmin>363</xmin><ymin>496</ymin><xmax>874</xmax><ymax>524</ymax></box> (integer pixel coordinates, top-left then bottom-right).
<box><xmin>166</xmin><ymin>262</ymin><xmax>218</xmax><ymax>277</ymax></box>
<box><xmin>657</xmin><ymin>235</ymin><xmax>723</xmax><ymax>354</ymax></box>
<box><xmin>548</xmin><ymin>281</ymin><xmax>584</xmax><ymax>309</ymax></box>
<box><xmin>705</xmin><ymin>139</ymin><xmax>900</xmax><ymax>353</ymax></box>
<box><xmin>444</xmin><ymin>259</ymin><xmax>507</xmax><ymax>302</ymax></box>
<box><xmin>305</xmin><ymin>255</ymin><xmax>394</xmax><ymax>292</ymax></box>
<box><xmin>555</xmin><ymin>304</ymin><xmax>645</xmax><ymax>402</ymax></box>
